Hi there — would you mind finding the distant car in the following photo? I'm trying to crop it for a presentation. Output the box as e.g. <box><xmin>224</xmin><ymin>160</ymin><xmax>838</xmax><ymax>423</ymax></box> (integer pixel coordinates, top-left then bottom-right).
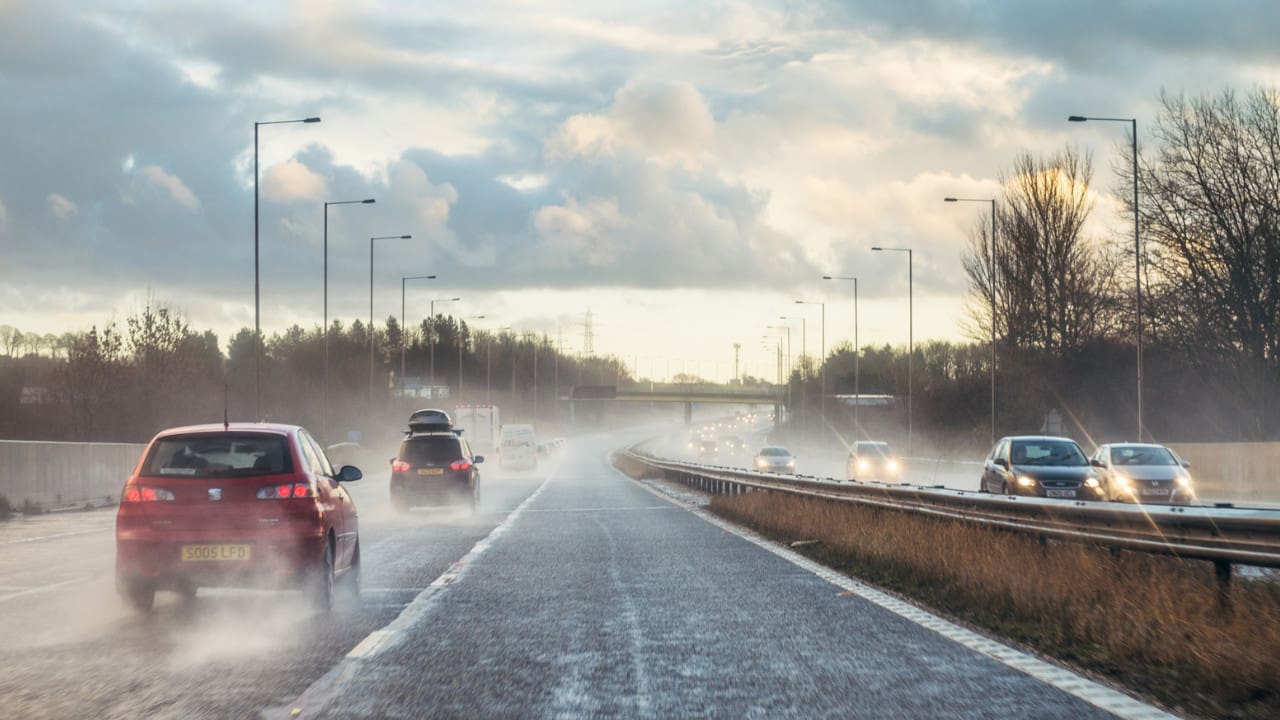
<box><xmin>115</xmin><ymin>423</ymin><xmax>363</xmax><ymax>612</ymax></box>
<box><xmin>1089</xmin><ymin>443</ymin><xmax>1195</xmax><ymax>504</ymax></box>
<box><xmin>723</xmin><ymin>435</ymin><xmax>745</xmax><ymax>452</ymax></box>
<box><xmin>980</xmin><ymin>435</ymin><xmax>1103</xmax><ymax>499</ymax></box>
<box><xmin>754</xmin><ymin>446</ymin><xmax>796</xmax><ymax>473</ymax></box>
<box><xmin>698</xmin><ymin>440</ymin><xmax>719</xmax><ymax>458</ymax></box>
<box><xmin>846</xmin><ymin>441</ymin><xmax>902</xmax><ymax>481</ymax></box>
<box><xmin>390</xmin><ymin>431</ymin><xmax>483</xmax><ymax>511</ymax></box>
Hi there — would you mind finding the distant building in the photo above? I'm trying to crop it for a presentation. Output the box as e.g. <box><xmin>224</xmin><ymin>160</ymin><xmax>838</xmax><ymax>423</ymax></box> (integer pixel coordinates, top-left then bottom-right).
<box><xmin>398</xmin><ymin>377</ymin><xmax>450</xmax><ymax>399</ymax></box>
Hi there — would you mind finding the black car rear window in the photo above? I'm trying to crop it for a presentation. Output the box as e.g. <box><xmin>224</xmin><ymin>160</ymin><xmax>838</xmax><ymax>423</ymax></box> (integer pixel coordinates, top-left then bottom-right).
<box><xmin>141</xmin><ymin>433</ymin><xmax>294</xmax><ymax>477</ymax></box>
<box><xmin>400</xmin><ymin>436</ymin><xmax>464</xmax><ymax>464</ymax></box>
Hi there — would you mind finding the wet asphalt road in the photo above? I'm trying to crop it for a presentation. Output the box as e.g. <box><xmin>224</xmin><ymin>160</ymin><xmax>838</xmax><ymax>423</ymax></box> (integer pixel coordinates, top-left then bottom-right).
<box><xmin>2</xmin><ymin>431</ymin><xmax>1145</xmax><ymax>719</ymax></box>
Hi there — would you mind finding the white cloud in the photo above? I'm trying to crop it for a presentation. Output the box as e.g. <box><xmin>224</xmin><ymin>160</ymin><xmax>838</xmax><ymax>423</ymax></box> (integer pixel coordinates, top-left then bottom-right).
<box><xmin>534</xmin><ymin>198</ymin><xmax>625</xmax><ymax>266</ymax></box>
<box><xmin>550</xmin><ymin>80</ymin><xmax>716</xmax><ymax>168</ymax></box>
<box><xmin>262</xmin><ymin>159</ymin><xmax>328</xmax><ymax>203</ymax></box>
<box><xmin>139</xmin><ymin>165</ymin><xmax>201</xmax><ymax>211</ymax></box>
<box><xmin>46</xmin><ymin>193</ymin><xmax>78</xmax><ymax>220</ymax></box>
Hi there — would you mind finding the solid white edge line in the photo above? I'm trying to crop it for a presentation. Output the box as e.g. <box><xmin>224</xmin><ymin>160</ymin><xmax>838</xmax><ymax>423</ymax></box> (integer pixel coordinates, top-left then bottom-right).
<box><xmin>621</xmin><ymin>470</ymin><xmax>1181</xmax><ymax>720</ymax></box>
<box><xmin>270</xmin><ymin>472</ymin><xmax>555</xmax><ymax>719</ymax></box>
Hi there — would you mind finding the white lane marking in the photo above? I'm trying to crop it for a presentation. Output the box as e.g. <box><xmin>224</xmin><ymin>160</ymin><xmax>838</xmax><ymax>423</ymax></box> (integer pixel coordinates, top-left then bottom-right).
<box><xmin>274</xmin><ymin>473</ymin><xmax>555</xmax><ymax>719</ymax></box>
<box><xmin>524</xmin><ymin>505</ymin><xmax>677</xmax><ymax>513</ymax></box>
<box><xmin>0</xmin><ymin>528</ymin><xmax>110</xmax><ymax>546</ymax></box>
<box><xmin>625</xmin><ymin>474</ymin><xmax>1180</xmax><ymax>720</ymax></box>
<box><xmin>0</xmin><ymin>577</ymin><xmax>86</xmax><ymax>603</ymax></box>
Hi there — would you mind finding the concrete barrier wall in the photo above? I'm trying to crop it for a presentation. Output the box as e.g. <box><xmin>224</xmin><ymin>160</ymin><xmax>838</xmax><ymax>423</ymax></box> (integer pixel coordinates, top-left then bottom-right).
<box><xmin>1167</xmin><ymin>442</ymin><xmax>1280</xmax><ymax>504</ymax></box>
<box><xmin>0</xmin><ymin>440</ymin><xmax>146</xmax><ymax>509</ymax></box>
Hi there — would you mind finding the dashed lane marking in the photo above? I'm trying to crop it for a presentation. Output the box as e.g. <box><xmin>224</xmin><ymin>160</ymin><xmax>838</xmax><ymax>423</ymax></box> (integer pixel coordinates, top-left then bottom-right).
<box><xmin>625</xmin><ymin>474</ymin><xmax>1180</xmax><ymax>720</ymax></box>
<box><xmin>272</xmin><ymin>472</ymin><xmax>555</xmax><ymax>719</ymax></box>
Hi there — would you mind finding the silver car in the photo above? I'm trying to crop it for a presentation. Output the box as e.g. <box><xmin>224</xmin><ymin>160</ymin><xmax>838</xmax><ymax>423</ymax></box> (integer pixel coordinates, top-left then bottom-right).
<box><xmin>1089</xmin><ymin>443</ymin><xmax>1195</xmax><ymax>505</ymax></box>
<box><xmin>754</xmin><ymin>446</ymin><xmax>796</xmax><ymax>473</ymax></box>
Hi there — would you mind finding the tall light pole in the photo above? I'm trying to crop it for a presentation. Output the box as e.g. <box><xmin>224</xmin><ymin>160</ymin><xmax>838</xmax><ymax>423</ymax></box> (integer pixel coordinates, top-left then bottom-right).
<box><xmin>824</xmin><ymin>275</ymin><xmax>859</xmax><ymax>438</ymax></box>
<box><xmin>400</xmin><ymin>275</ymin><xmax>437</xmax><ymax>395</ymax></box>
<box><xmin>458</xmin><ymin>315</ymin><xmax>485</xmax><ymax>400</ymax></box>
<box><xmin>766</xmin><ymin>325</ymin><xmax>791</xmax><ymax>378</ymax></box>
<box><xmin>1070</xmin><ymin>114</ymin><xmax>1143</xmax><ymax>441</ymax></box>
<box><xmin>253</xmin><ymin>115</ymin><xmax>319</xmax><ymax>419</ymax></box>
<box><xmin>369</xmin><ymin>234</ymin><xmax>412</xmax><ymax>409</ymax></box>
<box><xmin>873</xmin><ymin>246</ymin><xmax>913</xmax><ymax>452</ymax></box>
<box><xmin>488</xmin><ymin>326</ymin><xmax>512</xmax><ymax>405</ymax></box>
<box><xmin>323</xmin><ymin>197</ymin><xmax>375</xmax><ymax>440</ymax></box>
<box><xmin>945</xmin><ymin>196</ymin><xmax>998</xmax><ymax>446</ymax></box>
<box><xmin>428</xmin><ymin>297</ymin><xmax>461</xmax><ymax>398</ymax></box>
<box><xmin>795</xmin><ymin>300</ymin><xmax>826</xmax><ymax>434</ymax></box>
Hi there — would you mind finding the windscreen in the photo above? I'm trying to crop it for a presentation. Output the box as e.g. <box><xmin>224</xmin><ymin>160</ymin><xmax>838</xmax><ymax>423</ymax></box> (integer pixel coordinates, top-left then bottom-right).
<box><xmin>761</xmin><ymin>447</ymin><xmax>790</xmax><ymax>457</ymax></box>
<box><xmin>1011</xmin><ymin>440</ymin><xmax>1087</xmax><ymax>467</ymax></box>
<box><xmin>401</xmin><ymin>436</ymin><xmax>463</xmax><ymax>464</ymax></box>
<box><xmin>141</xmin><ymin>433</ymin><xmax>293</xmax><ymax>478</ymax></box>
<box><xmin>1110</xmin><ymin>446</ymin><xmax>1179</xmax><ymax>466</ymax></box>
<box><xmin>856</xmin><ymin>443</ymin><xmax>892</xmax><ymax>457</ymax></box>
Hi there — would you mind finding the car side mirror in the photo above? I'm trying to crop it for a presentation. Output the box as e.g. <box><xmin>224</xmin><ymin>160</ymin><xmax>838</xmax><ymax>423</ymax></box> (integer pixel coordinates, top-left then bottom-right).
<box><xmin>337</xmin><ymin>465</ymin><xmax>363</xmax><ymax>483</ymax></box>
<box><xmin>1090</xmin><ymin>458</ymin><xmax>1105</xmax><ymax>468</ymax></box>
<box><xmin>474</xmin><ymin>455</ymin><xmax>485</xmax><ymax>464</ymax></box>
<box><xmin>994</xmin><ymin>458</ymin><xmax>1009</xmax><ymax>470</ymax></box>
<box><xmin>1181</xmin><ymin>459</ymin><xmax>1191</xmax><ymax>469</ymax></box>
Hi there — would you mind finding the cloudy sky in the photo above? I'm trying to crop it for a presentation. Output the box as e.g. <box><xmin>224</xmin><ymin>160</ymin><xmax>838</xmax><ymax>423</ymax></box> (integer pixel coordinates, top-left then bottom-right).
<box><xmin>3</xmin><ymin>0</ymin><xmax>1279</xmax><ymax>381</ymax></box>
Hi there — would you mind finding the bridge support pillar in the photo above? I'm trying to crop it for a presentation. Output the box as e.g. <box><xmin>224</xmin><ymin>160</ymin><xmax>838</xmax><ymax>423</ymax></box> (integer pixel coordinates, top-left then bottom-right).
<box><xmin>684</xmin><ymin>402</ymin><xmax>693</xmax><ymax>425</ymax></box>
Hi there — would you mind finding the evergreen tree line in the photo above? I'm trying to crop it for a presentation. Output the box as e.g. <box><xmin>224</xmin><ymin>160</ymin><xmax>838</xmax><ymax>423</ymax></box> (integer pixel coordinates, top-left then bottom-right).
<box><xmin>0</xmin><ymin>308</ymin><xmax>630</xmax><ymax>445</ymax></box>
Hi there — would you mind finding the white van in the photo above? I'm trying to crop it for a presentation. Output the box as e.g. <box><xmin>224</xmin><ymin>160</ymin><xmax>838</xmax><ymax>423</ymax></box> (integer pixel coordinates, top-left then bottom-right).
<box><xmin>499</xmin><ymin>424</ymin><xmax>538</xmax><ymax>470</ymax></box>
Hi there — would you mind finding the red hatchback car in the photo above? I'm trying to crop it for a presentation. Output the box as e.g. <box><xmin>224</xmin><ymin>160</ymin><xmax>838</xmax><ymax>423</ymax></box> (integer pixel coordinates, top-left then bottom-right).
<box><xmin>115</xmin><ymin>423</ymin><xmax>362</xmax><ymax>612</ymax></box>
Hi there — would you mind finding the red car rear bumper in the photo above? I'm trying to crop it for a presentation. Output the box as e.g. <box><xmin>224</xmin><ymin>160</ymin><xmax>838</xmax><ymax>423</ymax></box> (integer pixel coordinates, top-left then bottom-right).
<box><xmin>116</xmin><ymin>524</ymin><xmax>326</xmax><ymax>589</ymax></box>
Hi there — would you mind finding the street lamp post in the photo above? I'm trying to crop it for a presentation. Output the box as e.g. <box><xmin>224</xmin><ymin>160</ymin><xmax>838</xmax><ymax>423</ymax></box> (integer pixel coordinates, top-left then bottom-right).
<box><xmin>253</xmin><ymin>116</ymin><xmax>319</xmax><ymax>419</ymax></box>
<box><xmin>1070</xmin><ymin>114</ymin><xmax>1143</xmax><ymax>441</ymax></box>
<box><xmin>323</xmin><ymin>197</ymin><xmax>375</xmax><ymax>440</ymax></box>
<box><xmin>428</xmin><ymin>297</ymin><xmax>461</xmax><ymax>399</ymax></box>
<box><xmin>458</xmin><ymin>315</ymin><xmax>485</xmax><ymax>400</ymax></box>
<box><xmin>872</xmin><ymin>246</ymin><xmax>913</xmax><ymax>452</ymax></box>
<box><xmin>400</xmin><ymin>275</ymin><xmax>437</xmax><ymax>396</ymax></box>
<box><xmin>488</xmin><ymin>326</ymin><xmax>512</xmax><ymax>405</ymax></box>
<box><xmin>945</xmin><ymin>197</ymin><xmax>998</xmax><ymax>446</ymax></box>
<box><xmin>369</xmin><ymin>234</ymin><xmax>412</xmax><ymax>409</ymax></box>
<box><xmin>796</xmin><ymin>300</ymin><xmax>826</xmax><ymax>435</ymax></box>
<box><xmin>780</xmin><ymin>315</ymin><xmax>807</xmax><ymax>431</ymax></box>
<box><xmin>823</xmin><ymin>276</ymin><xmax>859</xmax><ymax>437</ymax></box>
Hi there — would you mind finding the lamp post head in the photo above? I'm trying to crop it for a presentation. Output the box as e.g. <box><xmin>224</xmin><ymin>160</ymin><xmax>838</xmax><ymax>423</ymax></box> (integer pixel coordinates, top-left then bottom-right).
<box><xmin>426</xmin><ymin>275</ymin><xmax>437</xmax><ymax>279</ymax></box>
<box><xmin>361</xmin><ymin>198</ymin><xmax>376</xmax><ymax>204</ymax></box>
<box><xmin>822</xmin><ymin>275</ymin><xmax>832</xmax><ymax>280</ymax></box>
<box><xmin>871</xmin><ymin>246</ymin><xmax>884</xmax><ymax>251</ymax></box>
<box><xmin>1068</xmin><ymin>115</ymin><xmax>1087</xmax><ymax>122</ymax></box>
<box><xmin>943</xmin><ymin>197</ymin><xmax>958</xmax><ymax>202</ymax></box>
<box><xmin>304</xmin><ymin>117</ymin><xmax>321</xmax><ymax>123</ymax></box>
<box><xmin>400</xmin><ymin>234</ymin><xmax>411</xmax><ymax>239</ymax></box>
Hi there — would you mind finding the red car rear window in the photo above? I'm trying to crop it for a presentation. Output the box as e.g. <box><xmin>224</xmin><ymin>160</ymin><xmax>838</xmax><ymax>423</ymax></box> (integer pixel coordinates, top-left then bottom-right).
<box><xmin>140</xmin><ymin>433</ymin><xmax>294</xmax><ymax>478</ymax></box>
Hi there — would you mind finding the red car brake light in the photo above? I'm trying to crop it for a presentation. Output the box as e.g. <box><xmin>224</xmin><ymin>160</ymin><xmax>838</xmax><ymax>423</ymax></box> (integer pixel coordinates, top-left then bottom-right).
<box><xmin>450</xmin><ymin>460</ymin><xmax>472</xmax><ymax>472</ymax></box>
<box><xmin>391</xmin><ymin>460</ymin><xmax>411</xmax><ymax>473</ymax></box>
<box><xmin>122</xmin><ymin>485</ymin><xmax>175</xmax><ymax>502</ymax></box>
<box><xmin>256</xmin><ymin>482</ymin><xmax>315</xmax><ymax>499</ymax></box>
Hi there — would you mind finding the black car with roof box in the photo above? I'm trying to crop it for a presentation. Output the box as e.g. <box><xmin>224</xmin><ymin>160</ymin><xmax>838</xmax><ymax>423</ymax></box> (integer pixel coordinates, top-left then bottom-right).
<box><xmin>390</xmin><ymin>414</ymin><xmax>483</xmax><ymax>511</ymax></box>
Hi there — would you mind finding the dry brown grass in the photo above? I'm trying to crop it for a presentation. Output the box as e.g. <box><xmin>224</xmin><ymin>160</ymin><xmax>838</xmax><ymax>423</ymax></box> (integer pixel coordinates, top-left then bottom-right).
<box><xmin>711</xmin><ymin>491</ymin><xmax>1280</xmax><ymax>720</ymax></box>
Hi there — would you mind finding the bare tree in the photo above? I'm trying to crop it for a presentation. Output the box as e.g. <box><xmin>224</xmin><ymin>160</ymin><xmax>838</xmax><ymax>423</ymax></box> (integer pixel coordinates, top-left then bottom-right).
<box><xmin>1134</xmin><ymin>89</ymin><xmax>1280</xmax><ymax>437</ymax></box>
<box><xmin>963</xmin><ymin>147</ymin><xmax>1121</xmax><ymax>353</ymax></box>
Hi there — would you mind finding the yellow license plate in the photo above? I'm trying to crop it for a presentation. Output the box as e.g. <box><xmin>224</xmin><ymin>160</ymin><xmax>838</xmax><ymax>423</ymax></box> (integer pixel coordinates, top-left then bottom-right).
<box><xmin>417</xmin><ymin>468</ymin><xmax>445</xmax><ymax>475</ymax></box>
<box><xmin>181</xmin><ymin>544</ymin><xmax>251</xmax><ymax>562</ymax></box>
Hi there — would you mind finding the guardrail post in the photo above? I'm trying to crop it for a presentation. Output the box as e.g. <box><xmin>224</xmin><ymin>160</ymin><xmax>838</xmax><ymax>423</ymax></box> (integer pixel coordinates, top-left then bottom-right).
<box><xmin>1214</xmin><ymin>559</ymin><xmax>1232</xmax><ymax>612</ymax></box>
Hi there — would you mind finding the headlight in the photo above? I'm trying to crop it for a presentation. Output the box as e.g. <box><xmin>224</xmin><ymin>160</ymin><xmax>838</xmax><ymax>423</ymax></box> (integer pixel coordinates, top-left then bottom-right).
<box><xmin>1114</xmin><ymin>474</ymin><xmax>1133</xmax><ymax>490</ymax></box>
<box><xmin>1017</xmin><ymin>475</ymin><xmax>1036</xmax><ymax>488</ymax></box>
<box><xmin>1084</xmin><ymin>476</ymin><xmax>1100</xmax><ymax>489</ymax></box>
<box><xmin>886</xmin><ymin>459</ymin><xmax>900</xmax><ymax>473</ymax></box>
<box><xmin>856</xmin><ymin>459</ymin><xmax>870</xmax><ymax>472</ymax></box>
<box><xmin>1176</xmin><ymin>474</ymin><xmax>1193</xmax><ymax>488</ymax></box>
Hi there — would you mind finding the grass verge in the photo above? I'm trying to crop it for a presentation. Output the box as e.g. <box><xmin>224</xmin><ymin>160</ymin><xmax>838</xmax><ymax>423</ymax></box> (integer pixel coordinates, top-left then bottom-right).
<box><xmin>708</xmin><ymin>490</ymin><xmax>1279</xmax><ymax>720</ymax></box>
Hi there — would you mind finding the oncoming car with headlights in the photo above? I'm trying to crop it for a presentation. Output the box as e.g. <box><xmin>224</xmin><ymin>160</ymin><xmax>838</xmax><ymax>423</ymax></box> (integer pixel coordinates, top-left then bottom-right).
<box><xmin>1089</xmin><ymin>443</ymin><xmax>1195</xmax><ymax>505</ymax></box>
<box><xmin>754</xmin><ymin>446</ymin><xmax>796</xmax><ymax>473</ymax></box>
<box><xmin>980</xmin><ymin>435</ymin><xmax>1103</xmax><ymax>500</ymax></box>
<box><xmin>846</xmin><ymin>441</ymin><xmax>901</xmax><ymax>481</ymax></box>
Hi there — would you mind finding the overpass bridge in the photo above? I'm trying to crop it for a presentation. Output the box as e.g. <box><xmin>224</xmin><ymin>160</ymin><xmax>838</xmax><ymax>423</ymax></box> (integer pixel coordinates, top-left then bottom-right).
<box><xmin>564</xmin><ymin>384</ymin><xmax>785</xmax><ymax>424</ymax></box>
